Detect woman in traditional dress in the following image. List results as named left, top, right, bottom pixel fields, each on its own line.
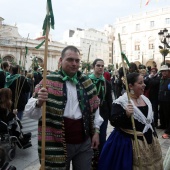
left=98, top=72, right=163, bottom=170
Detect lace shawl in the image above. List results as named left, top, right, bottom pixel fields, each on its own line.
left=113, top=93, right=154, bottom=133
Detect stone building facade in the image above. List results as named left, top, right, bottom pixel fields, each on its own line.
left=0, top=17, right=66, bottom=71
left=113, top=6, right=170, bottom=69
left=61, top=28, right=110, bottom=66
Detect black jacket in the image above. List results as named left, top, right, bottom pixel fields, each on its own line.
left=144, top=74, right=160, bottom=101
left=96, top=80, right=112, bottom=120
left=9, top=76, right=30, bottom=111
left=0, top=71, right=5, bottom=89
left=158, top=77, right=170, bottom=102
left=34, top=72, right=42, bottom=87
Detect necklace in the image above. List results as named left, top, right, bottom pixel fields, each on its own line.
left=130, top=94, right=141, bottom=105
left=136, top=98, right=141, bottom=105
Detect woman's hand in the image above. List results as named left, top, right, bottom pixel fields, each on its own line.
left=125, top=103, right=134, bottom=117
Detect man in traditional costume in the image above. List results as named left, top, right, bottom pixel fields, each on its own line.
left=1, top=61, right=10, bottom=77
left=5, top=65, right=30, bottom=120
left=0, top=61, right=10, bottom=88
left=89, top=59, right=112, bottom=154
left=24, top=45, right=103, bottom=170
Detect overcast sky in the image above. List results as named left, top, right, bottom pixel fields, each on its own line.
left=0, top=0, right=169, bottom=41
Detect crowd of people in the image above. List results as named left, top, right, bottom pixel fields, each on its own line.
left=0, top=62, right=42, bottom=168
left=0, top=45, right=170, bottom=169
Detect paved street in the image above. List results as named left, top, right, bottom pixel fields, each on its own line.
left=8, top=116, right=39, bottom=170
left=8, top=116, right=170, bottom=170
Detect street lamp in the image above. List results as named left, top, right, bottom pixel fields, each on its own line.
left=158, top=28, right=170, bottom=65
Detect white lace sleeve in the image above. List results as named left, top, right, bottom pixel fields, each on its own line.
left=24, top=97, right=42, bottom=120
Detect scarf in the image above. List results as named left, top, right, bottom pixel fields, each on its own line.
left=5, top=74, right=20, bottom=88
left=62, top=70, right=78, bottom=85
left=114, top=93, right=154, bottom=133
left=88, top=73, right=105, bottom=85
left=89, top=73, right=105, bottom=102
left=5, top=72, right=10, bottom=77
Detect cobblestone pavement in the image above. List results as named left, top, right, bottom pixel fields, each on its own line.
left=8, top=117, right=170, bottom=170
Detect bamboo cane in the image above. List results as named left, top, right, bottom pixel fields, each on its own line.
left=86, top=44, right=91, bottom=75
left=22, top=33, right=29, bottom=71
left=40, top=4, right=50, bottom=170
left=118, top=33, right=142, bottom=169
left=14, top=74, right=20, bottom=109
left=14, top=34, right=29, bottom=111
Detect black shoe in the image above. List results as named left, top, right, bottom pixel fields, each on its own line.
left=156, top=125, right=166, bottom=129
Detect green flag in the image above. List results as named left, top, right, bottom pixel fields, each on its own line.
left=42, top=0, right=55, bottom=36
left=121, top=52, right=130, bottom=67
left=35, top=0, right=55, bottom=49
left=35, top=40, right=45, bottom=49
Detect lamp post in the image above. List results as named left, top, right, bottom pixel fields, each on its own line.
left=158, top=28, right=170, bottom=65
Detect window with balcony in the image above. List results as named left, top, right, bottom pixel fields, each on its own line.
left=149, top=43, right=154, bottom=49
left=150, top=21, right=154, bottom=28
left=135, top=45, right=140, bottom=51
left=122, top=26, right=126, bottom=33
left=136, top=24, right=140, bottom=31
left=135, top=41, right=140, bottom=51
left=165, top=18, right=170, bottom=24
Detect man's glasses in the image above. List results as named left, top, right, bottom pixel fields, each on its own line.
left=66, top=58, right=80, bottom=63
left=96, top=64, right=104, bottom=68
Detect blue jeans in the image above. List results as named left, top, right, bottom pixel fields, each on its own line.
left=99, top=119, right=108, bottom=154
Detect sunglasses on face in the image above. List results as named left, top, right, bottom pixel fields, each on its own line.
left=96, top=64, right=104, bottom=68
left=66, top=58, right=80, bottom=63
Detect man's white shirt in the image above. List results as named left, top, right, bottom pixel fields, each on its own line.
left=24, top=81, right=103, bottom=128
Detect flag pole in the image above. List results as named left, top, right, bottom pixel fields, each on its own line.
left=40, top=3, right=50, bottom=170
left=118, top=33, right=142, bottom=169
left=23, top=33, right=29, bottom=71
left=86, top=44, right=91, bottom=74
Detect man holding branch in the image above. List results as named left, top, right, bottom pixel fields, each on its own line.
left=24, top=45, right=103, bottom=169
